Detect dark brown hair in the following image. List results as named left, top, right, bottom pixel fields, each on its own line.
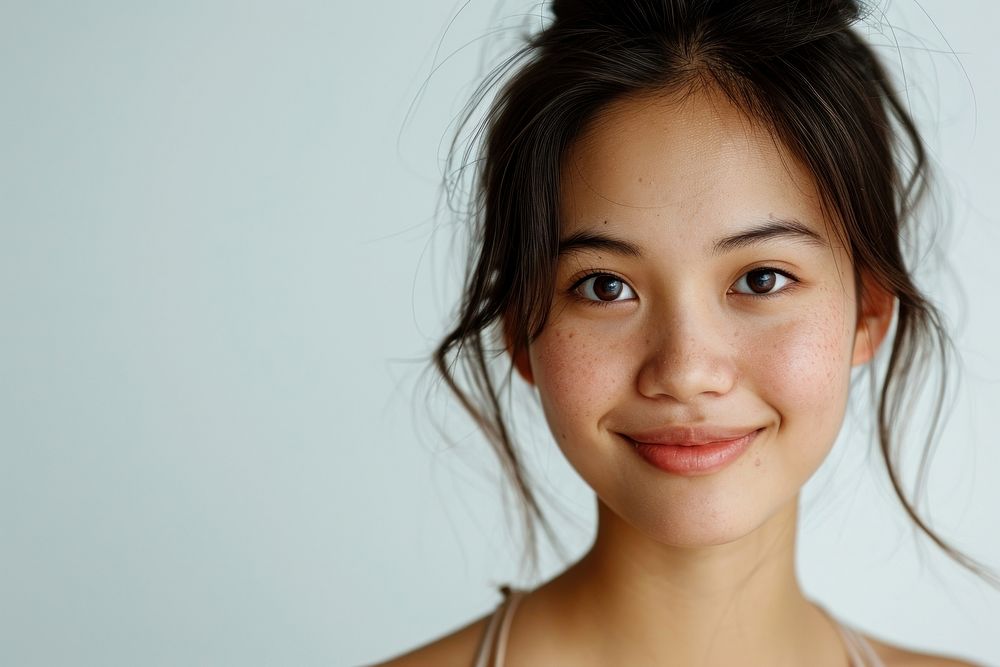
left=433, top=0, right=992, bottom=580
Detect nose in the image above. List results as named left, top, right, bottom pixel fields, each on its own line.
left=636, top=300, right=738, bottom=402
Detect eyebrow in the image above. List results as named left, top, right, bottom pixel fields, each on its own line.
left=557, top=218, right=826, bottom=259
left=712, top=218, right=827, bottom=255
left=558, top=230, right=643, bottom=258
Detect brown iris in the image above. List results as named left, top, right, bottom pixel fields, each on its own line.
left=592, top=275, right=624, bottom=300
left=746, top=269, right=777, bottom=294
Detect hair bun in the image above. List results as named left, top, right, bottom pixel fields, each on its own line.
left=550, top=0, right=863, bottom=33
left=549, top=0, right=605, bottom=23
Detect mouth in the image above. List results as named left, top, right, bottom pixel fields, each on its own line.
left=621, top=427, right=763, bottom=476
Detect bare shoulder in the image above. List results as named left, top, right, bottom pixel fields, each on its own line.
left=364, top=613, right=491, bottom=667
left=866, top=635, right=982, bottom=667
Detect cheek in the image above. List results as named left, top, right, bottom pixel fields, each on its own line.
left=764, top=320, right=847, bottom=399
left=748, top=292, right=855, bottom=448
left=528, top=323, right=631, bottom=440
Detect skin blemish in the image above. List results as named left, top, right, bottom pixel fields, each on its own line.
left=755, top=458, right=762, bottom=467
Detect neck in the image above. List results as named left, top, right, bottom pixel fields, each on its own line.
left=525, top=496, right=846, bottom=666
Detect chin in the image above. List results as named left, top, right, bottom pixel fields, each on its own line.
left=602, top=481, right=799, bottom=550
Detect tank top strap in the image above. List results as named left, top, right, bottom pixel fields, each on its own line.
left=472, top=585, right=526, bottom=667
left=835, top=621, right=886, bottom=667
left=817, top=604, right=886, bottom=667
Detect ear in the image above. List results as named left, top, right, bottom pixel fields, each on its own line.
left=852, top=274, right=895, bottom=366
left=504, top=320, right=535, bottom=385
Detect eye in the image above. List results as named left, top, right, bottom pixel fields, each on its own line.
left=575, top=273, right=636, bottom=302
left=730, top=268, right=795, bottom=296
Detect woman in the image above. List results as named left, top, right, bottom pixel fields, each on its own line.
left=374, top=1, right=991, bottom=664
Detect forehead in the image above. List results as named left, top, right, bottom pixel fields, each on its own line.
left=560, top=86, right=833, bottom=246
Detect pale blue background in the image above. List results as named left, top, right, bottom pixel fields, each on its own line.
left=1, top=1, right=998, bottom=665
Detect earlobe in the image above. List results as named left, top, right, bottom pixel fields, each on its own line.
left=852, top=277, right=895, bottom=366
left=511, top=344, right=535, bottom=384
left=505, top=325, right=535, bottom=385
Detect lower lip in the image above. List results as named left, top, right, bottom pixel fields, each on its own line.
left=625, top=429, right=760, bottom=476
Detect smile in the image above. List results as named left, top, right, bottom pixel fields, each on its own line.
left=622, top=428, right=763, bottom=476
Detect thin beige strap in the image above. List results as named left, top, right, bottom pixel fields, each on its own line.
left=815, top=605, right=886, bottom=667
left=834, top=621, right=887, bottom=667
left=836, top=623, right=869, bottom=667
left=841, top=625, right=886, bottom=667
left=492, top=588, right=525, bottom=667
left=471, top=590, right=508, bottom=667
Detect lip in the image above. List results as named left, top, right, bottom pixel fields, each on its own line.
left=622, top=427, right=762, bottom=476
left=624, top=424, right=760, bottom=446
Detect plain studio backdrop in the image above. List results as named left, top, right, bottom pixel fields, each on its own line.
left=2, top=1, right=999, bottom=665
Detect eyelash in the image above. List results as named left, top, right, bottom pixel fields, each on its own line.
left=568, top=266, right=800, bottom=305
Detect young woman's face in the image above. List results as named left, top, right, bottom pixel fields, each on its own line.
left=517, top=88, right=884, bottom=547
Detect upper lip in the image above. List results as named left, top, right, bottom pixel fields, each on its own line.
left=621, top=425, right=761, bottom=446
